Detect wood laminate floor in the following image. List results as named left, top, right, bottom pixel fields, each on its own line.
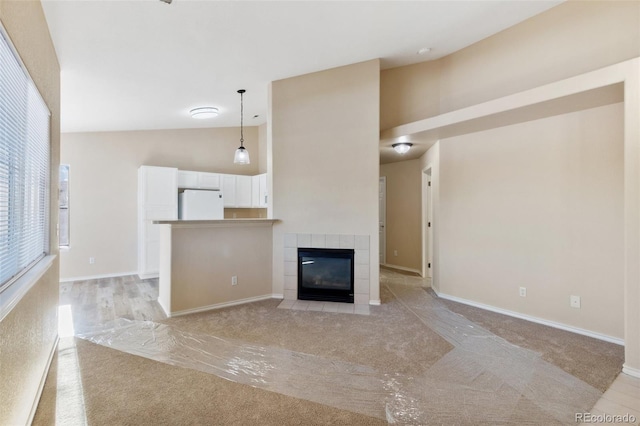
left=59, top=275, right=165, bottom=334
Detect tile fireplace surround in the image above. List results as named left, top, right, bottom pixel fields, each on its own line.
left=283, top=233, right=371, bottom=305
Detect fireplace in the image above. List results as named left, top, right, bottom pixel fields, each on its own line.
left=298, top=248, right=354, bottom=303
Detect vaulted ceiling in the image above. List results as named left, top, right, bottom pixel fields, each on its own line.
left=42, top=0, right=561, bottom=134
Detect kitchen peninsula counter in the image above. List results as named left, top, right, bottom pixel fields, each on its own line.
left=155, top=219, right=278, bottom=317
left=154, top=218, right=278, bottom=226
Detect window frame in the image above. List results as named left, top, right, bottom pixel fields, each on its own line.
left=0, top=22, right=52, bottom=296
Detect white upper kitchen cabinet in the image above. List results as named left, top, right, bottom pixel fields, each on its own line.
left=178, top=170, right=220, bottom=189
left=142, top=166, right=178, bottom=207
left=258, top=173, right=268, bottom=208
left=251, top=175, right=260, bottom=207
left=221, top=174, right=255, bottom=208
left=198, top=172, right=221, bottom=189
left=177, top=170, right=198, bottom=188
left=221, top=174, right=237, bottom=207
left=251, top=173, right=268, bottom=208
left=138, top=165, right=178, bottom=279
left=236, top=175, right=252, bottom=208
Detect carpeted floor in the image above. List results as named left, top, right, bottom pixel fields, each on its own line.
left=33, top=270, right=624, bottom=425
left=438, top=294, right=623, bottom=393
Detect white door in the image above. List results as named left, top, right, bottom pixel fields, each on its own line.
left=379, top=177, right=386, bottom=264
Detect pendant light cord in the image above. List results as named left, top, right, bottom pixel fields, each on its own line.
left=240, top=90, right=244, bottom=147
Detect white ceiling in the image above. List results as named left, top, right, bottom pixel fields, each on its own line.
left=41, top=0, right=561, bottom=134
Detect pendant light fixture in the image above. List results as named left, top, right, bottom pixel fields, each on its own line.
left=233, top=89, right=250, bottom=165
left=392, top=142, right=413, bottom=154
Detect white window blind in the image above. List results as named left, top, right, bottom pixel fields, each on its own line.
left=0, top=28, right=50, bottom=292
left=59, top=164, right=69, bottom=247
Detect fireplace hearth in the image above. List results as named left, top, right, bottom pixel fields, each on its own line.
left=298, top=248, right=354, bottom=303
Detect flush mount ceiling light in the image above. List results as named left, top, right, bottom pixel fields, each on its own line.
left=233, top=89, right=250, bottom=165
left=392, top=143, right=413, bottom=154
left=417, top=47, right=432, bottom=55
left=190, top=107, right=219, bottom=119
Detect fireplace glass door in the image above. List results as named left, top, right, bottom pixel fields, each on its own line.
left=298, top=248, right=354, bottom=303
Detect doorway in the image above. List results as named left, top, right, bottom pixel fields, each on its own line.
left=379, top=176, right=386, bottom=265
left=422, top=168, right=433, bottom=282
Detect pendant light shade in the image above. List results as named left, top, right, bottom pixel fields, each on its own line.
left=234, top=146, right=250, bottom=164
left=392, top=143, right=412, bottom=154
left=233, top=89, right=250, bottom=165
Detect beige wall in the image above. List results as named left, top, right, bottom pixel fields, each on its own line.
left=258, top=122, right=267, bottom=174
left=224, top=208, right=267, bottom=219
left=378, top=1, right=638, bottom=344
left=381, top=0, right=640, bottom=130
left=438, top=103, right=624, bottom=338
left=161, top=223, right=273, bottom=315
left=0, top=0, right=60, bottom=424
left=380, top=60, right=441, bottom=131
left=60, top=127, right=260, bottom=280
left=270, top=60, right=380, bottom=301
left=379, top=159, right=422, bottom=272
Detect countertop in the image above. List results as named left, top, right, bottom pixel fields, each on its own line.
left=153, top=219, right=279, bottom=227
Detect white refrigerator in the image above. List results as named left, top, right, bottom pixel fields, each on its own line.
left=178, top=190, right=224, bottom=220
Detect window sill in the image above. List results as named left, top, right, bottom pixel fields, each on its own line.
left=0, top=255, right=56, bottom=322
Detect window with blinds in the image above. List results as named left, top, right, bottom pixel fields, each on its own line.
left=59, top=165, right=69, bottom=247
left=0, top=28, right=51, bottom=293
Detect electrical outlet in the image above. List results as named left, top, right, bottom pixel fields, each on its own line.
left=232, top=276, right=238, bottom=286
left=519, top=287, right=526, bottom=297
left=89, top=257, right=95, bottom=264
left=393, top=250, right=398, bottom=256
left=570, top=295, right=581, bottom=308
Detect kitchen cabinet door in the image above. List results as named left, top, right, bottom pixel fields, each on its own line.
left=198, top=172, right=220, bottom=189
left=142, top=166, right=178, bottom=207
left=177, top=170, right=198, bottom=188
left=251, top=175, right=260, bottom=207
left=138, top=166, right=178, bottom=279
left=222, top=174, right=236, bottom=207
left=177, top=170, right=221, bottom=189
left=236, top=175, right=252, bottom=208
left=258, top=173, right=268, bottom=207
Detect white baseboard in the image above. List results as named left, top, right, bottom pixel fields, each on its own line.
left=27, top=335, right=59, bottom=425
left=59, top=271, right=138, bottom=283
left=168, top=294, right=274, bottom=318
left=369, top=299, right=381, bottom=306
left=434, top=291, right=624, bottom=346
left=381, top=263, right=422, bottom=276
left=137, top=272, right=159, bottom=280
left=622, top=364, right=640, bottom=379
left=272, top=293, right=284, bottom=300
